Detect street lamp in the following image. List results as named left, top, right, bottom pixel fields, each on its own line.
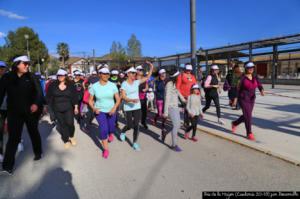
left=24, top=34, right=30, bottom=60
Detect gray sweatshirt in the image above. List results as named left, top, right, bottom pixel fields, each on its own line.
left=186, top=94, right=203, bottom=116
left=164, top=81, right=186, bottom=116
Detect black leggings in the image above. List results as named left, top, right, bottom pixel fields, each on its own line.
left=186, top=115, right=199, bottom=137
left=202, top=94, right=221, bottom=118
left=55, top=110, right=75, bottom=143
left=122, top=109, right=141, bottom=143
left=0, top=110, right=7, bottom=155
left=3, top=111, right=42, bottom=171
left=140, top=99, right=147, bottom=125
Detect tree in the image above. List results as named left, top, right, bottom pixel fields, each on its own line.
left=110, top=41, right=128, bottom=68
left=57, top=42, right=69, bottom=67
left=0, top=26, right=49, bottom=69
left=47, top=56, right=60, bottom=75
left=127, top=34, right=142, bottom=58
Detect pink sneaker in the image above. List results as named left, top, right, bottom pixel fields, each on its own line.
left=184, top=133, right=189, bottom=139
left=231, top=122, right=237, bottom=134
left=247, top=133, right=255, bottom=141
left=103, top=150, right=109, bottom=159
left=190, top=137, right=198, bottom=142
left=108, top=134, right=114, bottom=142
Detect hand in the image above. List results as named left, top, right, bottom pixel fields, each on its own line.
left=260, top=90, right=265, bottom=96
left=131, top=99, right=139, bottom=103
left=163, top=114, right=168, bottom=119
left=213, top=85, right=219, bottom=88
left=109, top=107, right=116, bottom=116
left=93, top=108, right=100, bottom=115
left=74, top=107, right=79, bottom=115
left=30, top=104, right=38, bottom=113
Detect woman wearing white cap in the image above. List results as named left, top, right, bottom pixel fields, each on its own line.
left=232, top=62, right=264, bottom=141
left=153, top=68, right=167, bottom=129
left=136, top=65, right=149, bottom=129
left=89, top=67, right=121, bottom=158
left=0, top=61, right=7, bottom=163
left=0, top=56, right=44, bottom=174
left=202, top=65, right=225, bottom=125
left=163, top=69, right=186, bottom=152
left=119, top=61, right=154, bottom=151
left=46, top=69, right=79, bottom=149
left=184, top=84, right=203, bottom=142
left=176, top=64, right=197, bottom=127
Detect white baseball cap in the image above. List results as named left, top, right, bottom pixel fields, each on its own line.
left=211, top=65, right=219, bottom=70
left=103, top=64, right=109, bottom=68
left=185, top=64, right=193, bottom=70
left=126, top=67, right=137, bottom=74
left=111, top=70, right=119, bottom=75
left=149, top=88, right=153, bottom=92
left=13, top=55, right=30, bottom=63
left=171, top=71, right=180, bottom=78
left=50, top=75, right=57, bottom=80
left=91, top=71, right=97, bottom=75
left=98, top=67, right=110, bottom=74
left=56, top=69, right=68, bottom=76
left=74, top=71, right=81, bottom=76
left=158, top=69, right=166, bottom=74
left=191, top=84, right=200, bottom=90
left=245, top=62, right=255, bottom=68
left=135, top=65, right=143, bottom=70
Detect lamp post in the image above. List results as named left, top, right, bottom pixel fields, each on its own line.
left=24, top=34, right=30, bottom=60
left=190, top=0, right=197, bottom=75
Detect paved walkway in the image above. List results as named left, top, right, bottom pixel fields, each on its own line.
left=198, top=84, right=300, bottom=164
left=0, top=84, right=299, bottom=199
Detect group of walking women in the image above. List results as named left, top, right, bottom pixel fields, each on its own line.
left=0, top=55, right=264, bottom=175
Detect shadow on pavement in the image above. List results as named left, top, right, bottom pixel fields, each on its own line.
left=20, top=168, right=79, bottom=199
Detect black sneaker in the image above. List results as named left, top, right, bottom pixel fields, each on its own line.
left=34, top=154, right=42, bottom=161
left=0, top=168, right=13, bottom=176
left=142, top=123, right=149, bottom=130
left=161, top=130, right=167, bottom=143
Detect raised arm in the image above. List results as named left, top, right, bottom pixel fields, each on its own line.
left=140, top=61, right=154, bottom=84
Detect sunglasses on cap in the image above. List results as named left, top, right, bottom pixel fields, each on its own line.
left=129, top=72, right=137, bottom=74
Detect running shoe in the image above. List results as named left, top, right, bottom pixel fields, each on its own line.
left=247, top=133, right=255, bottom=141
left=133, top=143, right=141, bottom=151
left=190, top=137, right=198, bottom=142
left=184, top=132, right=189, bottom=139
left=161, top=130, right=167, bottom=143
left=218, top=118, right=225, bottom=125
left=0, top=168, right=13, bottom=176
left=0, top=154, right=3, bottom=163
left=142, top=123, right=149, bottom=130
left=120, top=133, right=126, bottom=141
left=102, top=150, right=109, bottom=159
left=69, top=137, right=77, bottom=146
left=34, top=154, right=42, bottom=161
left=231, top=122, right=237, bottom=133
left=64, top=142, right=71, bottom=149
left=172, top=145, right=182, bottom=152
left=17, top=142, right=24, bottom=153
left=108, top=134, right=114, bottom=142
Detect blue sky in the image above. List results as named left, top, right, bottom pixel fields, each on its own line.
left=1, top=0, right=300, bottom=57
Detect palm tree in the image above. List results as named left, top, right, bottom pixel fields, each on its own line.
left=57, top=42, right=69, bottom=68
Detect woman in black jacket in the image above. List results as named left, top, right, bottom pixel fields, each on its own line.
left=47, top=69, right=79, bottom=149
left=0, top=56, right=44, bottom=175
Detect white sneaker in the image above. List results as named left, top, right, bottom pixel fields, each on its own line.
left=218, top=118, right=225, bottom=125
left=0, top=154, right=3, bottom=163
left=18, top=143, right=24, bottom=153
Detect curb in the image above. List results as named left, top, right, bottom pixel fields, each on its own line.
left=197, top=126, right=300, bottom=167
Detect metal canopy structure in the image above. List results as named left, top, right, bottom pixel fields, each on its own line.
left=198, top=33, right=300, bottom=56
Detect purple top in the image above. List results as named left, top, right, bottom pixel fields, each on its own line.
left=238, top=75, right=263, bottom=102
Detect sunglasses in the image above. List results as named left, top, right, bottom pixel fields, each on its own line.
left=23, top=62, right=30, bottom=66
left=129, top=72, right=137, bottom=75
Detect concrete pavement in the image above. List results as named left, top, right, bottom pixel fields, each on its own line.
left=0, top=112, right=300, bottom=199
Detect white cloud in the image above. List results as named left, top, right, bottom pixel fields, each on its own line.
left=0, top=32, right=6, bottom=38
left=0, top=9, right=27, bottom=20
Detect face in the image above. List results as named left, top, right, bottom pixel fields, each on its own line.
left=234, top=66, right=242, bottom=74
left=100, top=73, right=110, bottom=82
left=0, top=68, right=6, bottom=76
left=75, top=75, right=81, bottom=80
left=17, top=62, right=29, bottom=74
left=246, top=67, right=254, bottom=74
left=213, top=69, right=219, bottom=75
left=160, top=73, right=166, bottom=80
left=57, top=75, right=66, bottom=82
left=128, top=72, right=137, bottom=80
left=137, top=69, right=144, bottom=76
left=192, top=88, right=200, bottom=95
left=185, top=70, right=192, bottom=74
